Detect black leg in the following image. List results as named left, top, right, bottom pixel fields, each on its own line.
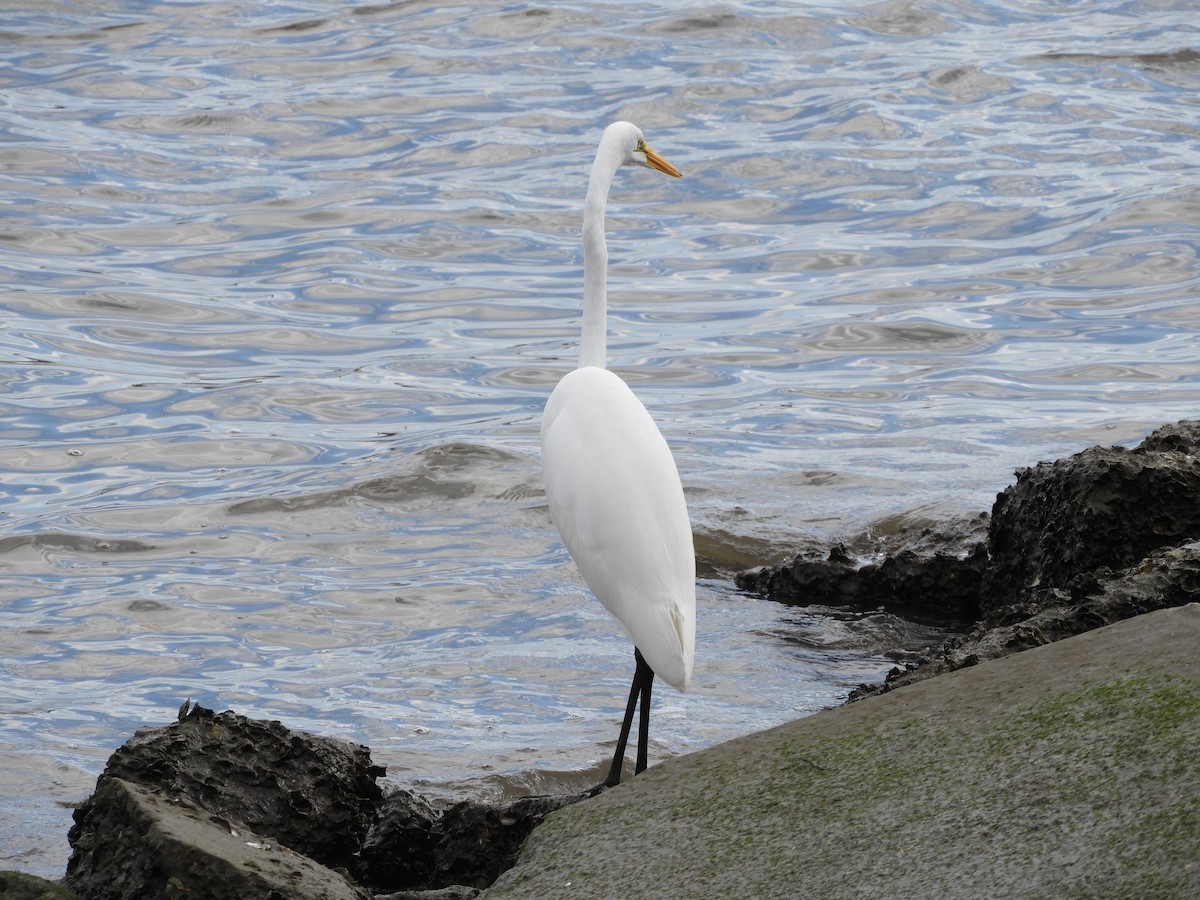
left=635, top=654, right=653, bottom=774
left=597, top=648, right=655, bottom=791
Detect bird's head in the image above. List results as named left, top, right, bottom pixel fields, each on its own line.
left=604, top=121, right=682, bottom=178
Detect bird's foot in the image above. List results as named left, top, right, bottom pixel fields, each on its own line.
left=584, top=767, right=626, bottom=797
left=584, top=780, right=611, bottom=798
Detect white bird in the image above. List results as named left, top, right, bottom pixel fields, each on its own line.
left=540, top=122, right=694, bottom=789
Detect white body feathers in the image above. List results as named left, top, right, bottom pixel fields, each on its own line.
left=541, top=366, right=695, bottom=690
left=540, top=122, right=696, bottom=692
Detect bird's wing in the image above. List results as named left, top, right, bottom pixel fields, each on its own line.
left=541, top=366, right=695, bottom=690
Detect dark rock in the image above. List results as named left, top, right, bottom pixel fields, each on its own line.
left=68, top=703, right=383, bottom=879
left=376, top=888, right=480, bottom=900
left=981, top=419, right=1200, bottom=613
left=735, top=537, right=986, bottom=625
left=355, top=789, right=441, bottom=890
left=851, top=541, right=1200, bottom=698
left=63, top=702, right=585, bottom=899
left=737, top=420, right=1200, bottom=701
left=63, top=777, right=368, bottom=900
left=0, top=870, right=79, bottom=899
left=358, top=791, right=581, bottom=895
left=431, top=795, right=580, bottom=890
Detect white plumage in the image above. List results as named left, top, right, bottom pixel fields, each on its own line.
left=542, top=365, right=695, bottom=691
left=540, top=122, right=694, bottom=787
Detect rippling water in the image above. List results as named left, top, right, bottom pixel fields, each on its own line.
left=3, top=0, right=1199, bottom=877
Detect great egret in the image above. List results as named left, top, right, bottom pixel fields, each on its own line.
left=540, top=122, right=694, bottom=789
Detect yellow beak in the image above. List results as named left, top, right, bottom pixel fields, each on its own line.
left=643, top=144, right=682, bottom=178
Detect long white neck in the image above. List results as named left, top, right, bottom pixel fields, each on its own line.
left=579, top=138, right=624, bottom=370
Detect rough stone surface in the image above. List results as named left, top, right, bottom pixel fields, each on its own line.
left=430, top=796, right=580, bottom=890
left=481, top=604, right=1200, bottom=900
left=738, top=420, right=1200, bottom=698
left=982, top=419, right=1200, bottom=611
left=355, top=789, right=441, bottom=890
left=855, top=540, right=1200, bottom=698
left=63, top=703, right=584, bottom=900
left=64, top=778, right=368, bottom=900
left=71, top=702, right=385, bottom=877
left=358, top=790, right=581, bottom=895
left=0, top=870, right=80, bottom=899
left=376, top=888, right=481, bottom=900
left=736, top=539, right=987, bottom=624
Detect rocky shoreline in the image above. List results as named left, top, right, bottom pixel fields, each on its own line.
left=4, top=420, right=1199, bottom=900
left=59, top=702, right=578, bottom=900
left=737, top=419, right=1200, bottom=700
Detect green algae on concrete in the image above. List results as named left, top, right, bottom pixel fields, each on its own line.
left=482, top=604, right=1200, bottom=900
